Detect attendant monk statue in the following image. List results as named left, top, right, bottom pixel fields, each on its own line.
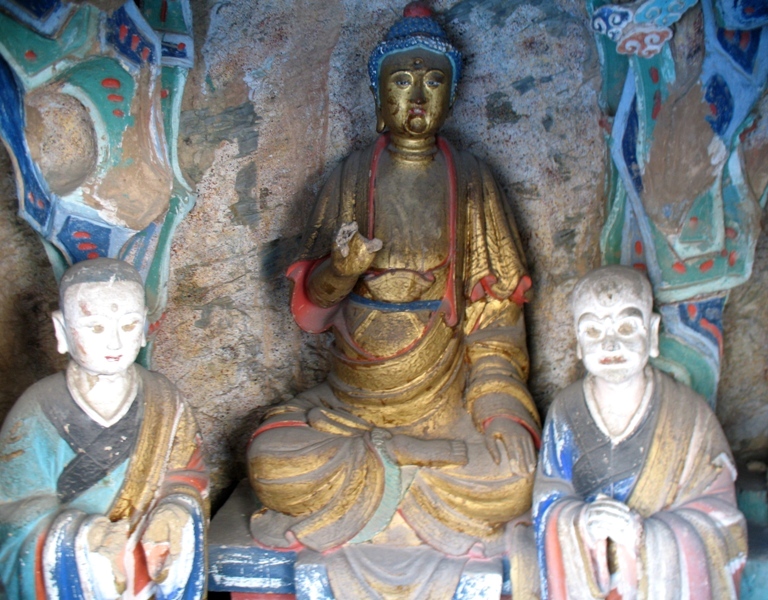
left=0, top=258, right=209, bottom=599
left=533, top=265, right=747, bottom=599
left=247, top=3, right=541, bottom=598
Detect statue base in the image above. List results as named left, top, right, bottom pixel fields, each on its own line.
left=208, top=481, right=512, bottom=599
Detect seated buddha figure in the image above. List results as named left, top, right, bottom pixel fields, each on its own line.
left=533, top=265, right=747, bottom=600
left=0, top=258, right=208, bottom=600
left=248, top=3, right=541, bottom=598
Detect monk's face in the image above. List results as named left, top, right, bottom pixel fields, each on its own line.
left=576, top=293, right=659, bottom=385
left=378, top=48, right=452, bottom=138
left=57, top=281, right=147, bottom=376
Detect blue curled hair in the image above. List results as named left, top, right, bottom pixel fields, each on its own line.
left=368, top=13, right=463, bottom=107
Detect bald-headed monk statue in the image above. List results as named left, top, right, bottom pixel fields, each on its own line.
left=534, top=265, right=747, bottom=600
left=0, top=258, right=208, bottom=600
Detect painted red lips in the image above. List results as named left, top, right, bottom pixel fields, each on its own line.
left=599, top=356, right=626, bottom=365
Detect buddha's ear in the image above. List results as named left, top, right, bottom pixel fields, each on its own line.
left=52, top=310, right=70, bottom=355
left=371, top=87, right=386, bottom=133
left=375, top=109, right=386, bottom=133
left=141, top=306, right=148, bottom=348
left=649, top=313, right=661, bottom=358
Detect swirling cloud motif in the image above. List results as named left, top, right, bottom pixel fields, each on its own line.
left=617, top=25, right=674, bottom=58
left=634, top=0, right=698, bottom=28
left=591, top=5, right=634, bottom=41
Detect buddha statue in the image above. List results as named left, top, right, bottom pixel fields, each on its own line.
left=533, top=265, right=747, bottom=599
left=0, top=258, right=208, bottom=599
left=247, top=3, right=541, bottom=598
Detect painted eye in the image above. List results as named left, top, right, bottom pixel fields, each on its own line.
left=585, top=327, right=601, bottom=339
left=617, top=322, right=636, bottom=335
left=396, top=79, right=410, bottom=88
left=91, top=325, right=104, bottom=334
left=122, top=322, right=138, bottom=332
left=426, top=78, right=442, bottom=88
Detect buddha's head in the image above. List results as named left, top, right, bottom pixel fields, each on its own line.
left=368, top=2, right=462, bottom=136
left=53, top=258, right=147, bottom=376
left=571, top=266, right=660, bottom=384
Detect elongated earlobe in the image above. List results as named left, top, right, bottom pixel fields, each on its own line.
left=52, top=310, right=70, bottom=355
left=649, top=313, right=661, bottom=358
left=141, top=307, right=148, bottom=348
left=371, top=86, right=386, bottom=132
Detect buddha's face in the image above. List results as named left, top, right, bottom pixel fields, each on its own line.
left=575, top=293, right=659, bottom=385
left=377, top=48, right=452, bottom=138
left=53, top=281, right=147, bottom=376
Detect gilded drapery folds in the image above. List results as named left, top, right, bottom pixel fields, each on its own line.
left=248, top=135, right=540, bottom=598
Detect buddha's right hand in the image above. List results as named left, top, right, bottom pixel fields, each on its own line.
left=385, top=433, right=468, bottom=467
left=307, top=222, right=382, bottom=307
left=331, top=221, right=382, bottom=278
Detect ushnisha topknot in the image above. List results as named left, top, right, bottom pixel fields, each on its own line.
left=368, top=1, right=463, bottom=107
left=571, top=265, right=654, bottom=324
left=59, top=258, right=145, bottom=311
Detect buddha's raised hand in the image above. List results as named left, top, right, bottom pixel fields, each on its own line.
left=331, top=221, right=382, bottom=278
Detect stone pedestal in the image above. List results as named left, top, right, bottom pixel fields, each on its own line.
left=208, top=481, right=512, bottom=599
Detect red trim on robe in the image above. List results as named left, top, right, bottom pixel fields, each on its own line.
left=664, top=514, right=713, bottom=597
left=133, top=542, right=152, bottom=596
left=482, top=414, right=541, bottom=449
left=251, top=420, right=309, bottom=444
left=470, top=274, right=532, bottom=305
left=35, top=530, right=46, bottom=599
left=511, top=275, right=532, bottom=305
left=286, top=260, right=340, bottom=334
left=544, top=503, right=568, bottom=600
left=186, top=446, right=205, bottom=473
left=165, top=472, right=209, bottom=496
left=366, top=135, right=390, bottom=238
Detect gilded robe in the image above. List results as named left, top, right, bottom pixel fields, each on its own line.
left=248, top=136, right=541, bottom=598
left=533, top=367, right=747, bottom=600
left=0, top=367, right=209, bottom=600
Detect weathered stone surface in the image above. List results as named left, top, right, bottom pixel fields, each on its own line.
left=0, top=147, right=66, bottom=420
left=0, top=0, right=765, bottom=504
left=719, top=224, right=768, bottom=462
